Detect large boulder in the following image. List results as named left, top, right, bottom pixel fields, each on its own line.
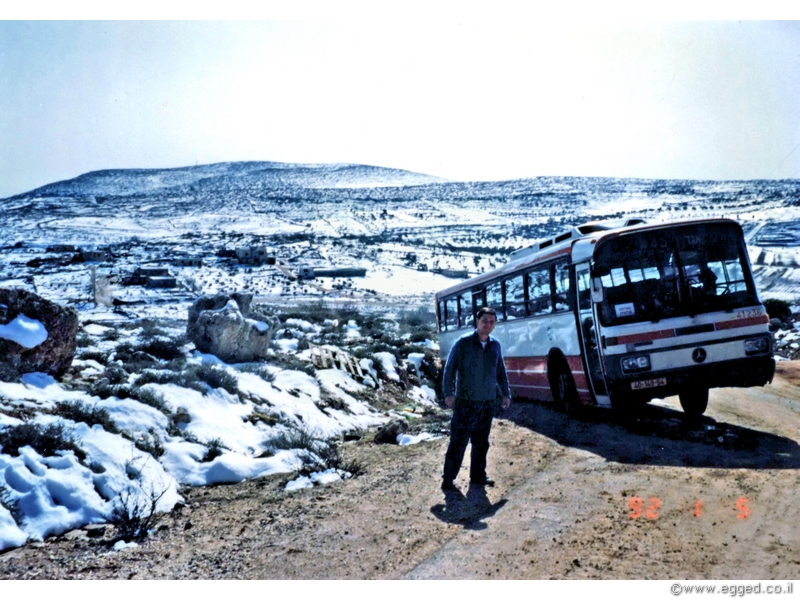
left=0, top=288, right=79, bottom=381
left=186, top=293, right=278, bottom=363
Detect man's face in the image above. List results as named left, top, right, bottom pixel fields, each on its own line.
left=476, top=313, right=497, bottom=337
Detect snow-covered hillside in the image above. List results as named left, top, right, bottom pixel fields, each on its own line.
left=1, top=161, right=800, bottom=307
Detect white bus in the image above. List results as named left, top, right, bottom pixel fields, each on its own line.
left=435, top=218, right=775, bottom=417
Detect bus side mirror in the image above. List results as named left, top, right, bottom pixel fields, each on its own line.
left=591, top=278, right=604, bottom=303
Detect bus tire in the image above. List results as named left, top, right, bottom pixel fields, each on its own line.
left=679, top=388, right=709, bottom=417
left=547, top=354, right=579, bottom=413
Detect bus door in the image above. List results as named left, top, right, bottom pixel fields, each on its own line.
left=576, top=263, right=609, bottom=401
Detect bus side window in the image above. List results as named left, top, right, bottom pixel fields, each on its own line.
left=527, top=266, right=551, bottom=316
left=437, top=300, right=445, bottom=331
left=445, top=297, right=459, bottom=330
left=486, top=280, right=504, bottom=320
left=473, top=289, right=487, bottom=314
left=505, top=274, right=526, bottom=320
left=459, top=291, right=474, bottom=328
left=554, top=260, right=570, bottom=311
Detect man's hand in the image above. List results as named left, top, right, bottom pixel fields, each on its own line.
left=445, top=395, right=456, bottom=408
left=501, top=396, right=511, bottom=410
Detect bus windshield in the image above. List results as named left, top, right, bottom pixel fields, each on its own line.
left=593, top=222, right=759, bottom=326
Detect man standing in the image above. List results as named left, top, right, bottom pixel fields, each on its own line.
left=441, top=306, right=511, bottom=492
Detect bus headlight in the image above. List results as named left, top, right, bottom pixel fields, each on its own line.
left=744, top=336, right=770, bottom=355
left=621, top=355, right=651, bottom=373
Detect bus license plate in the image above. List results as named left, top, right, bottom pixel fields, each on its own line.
left=631, top=377, right=667, bottom=390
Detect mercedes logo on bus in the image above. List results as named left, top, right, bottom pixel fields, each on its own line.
left=692, top=348, right=707, bottom=363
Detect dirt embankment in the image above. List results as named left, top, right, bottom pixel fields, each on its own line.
left=2, top=362, right=800, bottom=579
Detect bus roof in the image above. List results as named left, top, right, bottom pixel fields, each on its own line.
left=434, top=217, right=743, bottom=300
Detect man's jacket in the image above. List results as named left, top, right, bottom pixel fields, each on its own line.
left=442, top=330, right=511, bottom=402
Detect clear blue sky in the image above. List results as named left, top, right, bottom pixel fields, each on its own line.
left=2, top=9, right=800, bottom=197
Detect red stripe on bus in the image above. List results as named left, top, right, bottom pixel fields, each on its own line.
left=508, top=371, right=549, bottom=386
left=606, top=328, right=675, bottom=347
left=505, top=355, right=583, bottom=372
left=606, top=314, right=768, bottom=346
left=714, top=315, right=770, bottom=330
left=505, top=356, right=547, bottom=371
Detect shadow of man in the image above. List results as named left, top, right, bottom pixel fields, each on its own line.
left=430, top=485, right=508, bottom=531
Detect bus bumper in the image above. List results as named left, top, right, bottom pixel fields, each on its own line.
left=607, top=355, right=776, bottom=402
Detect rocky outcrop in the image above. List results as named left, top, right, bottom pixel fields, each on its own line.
left=0, top=288, right=79, bottom=381
left=373, top=419, right=409, bottom=444
left=186, top=293, right=278, bottom=363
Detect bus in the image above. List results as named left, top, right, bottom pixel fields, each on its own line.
left=434, top=218, right=775, bottom=417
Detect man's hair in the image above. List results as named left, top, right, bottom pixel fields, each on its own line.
left=475, top=306, right=497, bottom=321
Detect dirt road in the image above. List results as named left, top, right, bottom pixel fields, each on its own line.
left=2, top=362, right=799, bottom=579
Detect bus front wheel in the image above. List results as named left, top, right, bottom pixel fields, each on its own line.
left=679, top=388, right=709, bottom=417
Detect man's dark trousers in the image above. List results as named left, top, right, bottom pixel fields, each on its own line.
left=442, top=399, right=496, bottom=484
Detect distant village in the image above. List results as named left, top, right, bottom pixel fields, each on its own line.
left=0, top=236, right=477, bottom=311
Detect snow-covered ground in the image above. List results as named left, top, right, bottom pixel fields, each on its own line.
left=3, top=163, right=800, bottom=551
left=0, top=305, right=443, bottom=551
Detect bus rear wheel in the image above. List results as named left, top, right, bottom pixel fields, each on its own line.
left=548, top=359, right=579, bottom=413
left=679, top=388, right=709, bottom=417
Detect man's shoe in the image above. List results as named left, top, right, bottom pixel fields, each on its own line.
left=470, top=477, right=495, bottom=487
left=441, top=480, right=457, bottom=492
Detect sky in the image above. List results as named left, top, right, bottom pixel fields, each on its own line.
left=2, top=9, right=800, bottom=197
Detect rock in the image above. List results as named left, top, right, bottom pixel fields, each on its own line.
left=374, top=419, right=409, bottom=444
left=85, top=524, right=108, bottom=538
left=186, top=293, right=278, bottom=363
left=0, top=288, right=79, bottom=381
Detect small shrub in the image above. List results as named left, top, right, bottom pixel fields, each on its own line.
left=52, top=400, right=119, bottom=434
left=266, top=428, right=364, bottom=477
left=266, top=428, right=318, bottom=452
left=138, top=318, right=168, bottom=338
left=89, top=380, right=128, bottom=400
left=135, top=338, right=183, bottom=361
left=165, top=422, right=200, bottom=444
left=298, top=440, right=364, bottom=478
left=237, top=363, right=276, bottom=383
left=397, top=307, right=435, bottom=329
left=0, top=488, right=22, bottom=524
left=192, top=364, right=240, bottom=396
left=764, top=298, right=793, bottom=323
left=101, top=366, right=128, bottom=385
left=76, top=333, right=93, bottom=348
left=113, top=343, right=159, bottom=371
left=109, top=466, right=169, bottom=542
left=279, top=303, right=358, bottom=325
left=130, top=387, right=171, bottom=414
left=201, top=438, right=229, bottom=462
left=396, top=344, right=433, bottom=359
left=134, top=370, right=178, bottom=387
left=101, top=328, right=121, bottom=341
left=267, top=354, right=316, bottom=376
left=0, top=422, right=86, bottom=460
left=77, top=350, right=107, bottom=363
left=134, top=430, right=165, bottom=459
left=134, top=369, right=206, bottom=395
